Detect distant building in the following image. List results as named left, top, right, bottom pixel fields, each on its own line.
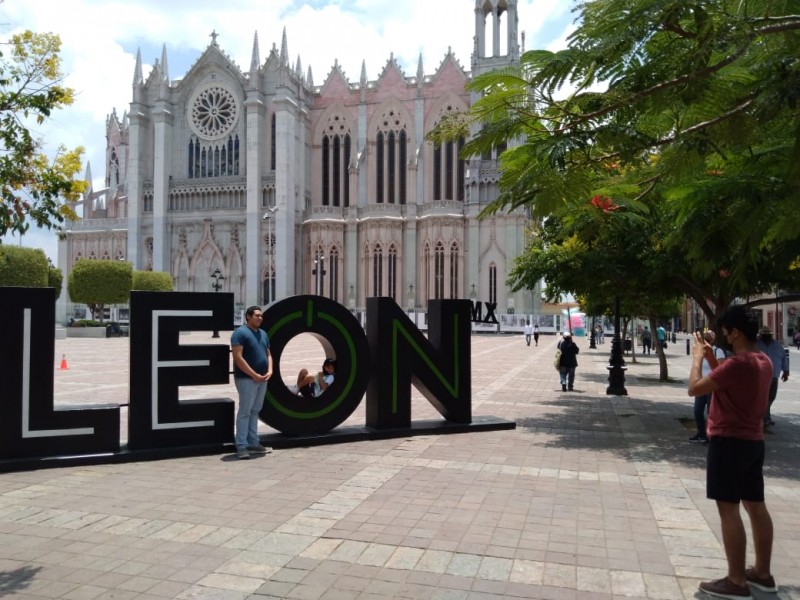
left=58, top=0, right=539, bottom=323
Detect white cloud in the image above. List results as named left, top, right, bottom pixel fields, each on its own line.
left=1, top=0, right=577, bottom=262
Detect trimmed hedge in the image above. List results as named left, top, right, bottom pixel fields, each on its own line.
left=0, top=245, right=49, bottom=287
left=68, top=259, right=132, bottom=321
left=132, top=270, right=173, bottom=291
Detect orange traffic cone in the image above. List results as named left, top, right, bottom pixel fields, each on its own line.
left=59, top=354, right=69, bottom=370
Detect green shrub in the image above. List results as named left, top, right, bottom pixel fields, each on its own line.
left=0, top=246, right=48, bottom=287
left=68, top=259, right=132, bottom=322
left=48, top=264, right=63, bottom=301
left=132, top=270, right=173, bottom=291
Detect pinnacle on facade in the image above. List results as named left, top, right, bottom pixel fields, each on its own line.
left=360, top=60, right=367, bottom=87
left=280, top=27, right=289, bottom=65
left=250, top=32, right=260, bottom=73
left=417, top=53, right=424, bottom=82
left=133, top=48, right=143, bottom=86
left=160, top=44, right=169, bottom=83
left=84, top=162, right=93, bottom=195
left=307, top=65, right=314, bottom=88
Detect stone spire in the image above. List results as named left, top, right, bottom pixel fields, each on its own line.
left=295, top=55, right=303, bottom=79
left=84, top=161, right=93, bottom=195
left=250, top=31, right=260, bottom=73
left=360, top=60, right=367, bottom=87
left=133, top=48, right=143, bottom=86
left=280, top=27, right=289, bottom=65
left=307, top=65, right=314, bottom=88
left=160, top=43, right=169, bottom=83
left=417, top=53, right=424, bottom=87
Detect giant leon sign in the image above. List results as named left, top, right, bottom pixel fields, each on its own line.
left=0, top=288, right=513, bottom=471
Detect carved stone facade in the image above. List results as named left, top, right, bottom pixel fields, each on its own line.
left=58, top=0, right=538, bottom=322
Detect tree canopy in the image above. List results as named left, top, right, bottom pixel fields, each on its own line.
left=132, top=270, right=174, bottom=291
left=1, top=31, right=86, bottom=237
left=432, top=0, right=800, bottom=322
left=68, top=259, right=132, bottom=323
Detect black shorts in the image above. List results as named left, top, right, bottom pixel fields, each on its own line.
left=707, top=437, right=765, bottom=503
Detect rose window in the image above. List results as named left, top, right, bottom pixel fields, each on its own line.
left=190, top=86, right=238, bottom=139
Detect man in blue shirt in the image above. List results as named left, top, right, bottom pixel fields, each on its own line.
left=656, top=325, right=667, bottom=349
left=231, top=306, right=273, bottom=459
left=756, top=326, right=790, bottom=426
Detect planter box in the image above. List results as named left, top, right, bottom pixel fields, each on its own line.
left=66, top=327, right=108, bottom=338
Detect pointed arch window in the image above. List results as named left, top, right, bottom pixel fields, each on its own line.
left=333, top=136, right=341, bottom=207
left=489, top=263, right=497, bottom=305
left=433, top=137, right=466, bottom=201
left=423, top=242, right=431, bottom=307
left=109, top=148, right=120, bottom=186
left=329, top=247, right=340, bottom=302
left=321, top=114, right=351, bottom=207
left=376, top=131, right=384, bottom=204
left=434, top=242, right=445, bottom=300
left=188, top=135, right=240, bottom=179
left=388, top=245, right=398, bottom=301
left=375, top=108, right=407, bottom=205
left=449, top=242, right=459, bottom=299
left=322, top=136, right=330, bottom=206
left=271, top=113, right=277, bottom=171
left=372, top=244, right=383, bottom=297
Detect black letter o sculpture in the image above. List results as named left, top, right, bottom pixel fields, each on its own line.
left=260, top=295, right=370, bottom=435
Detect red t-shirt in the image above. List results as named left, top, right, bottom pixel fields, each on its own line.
left=707, top=351, right=772, bottom=440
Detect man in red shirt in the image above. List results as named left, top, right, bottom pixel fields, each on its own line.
left=688, top=306, right=777, bottom=599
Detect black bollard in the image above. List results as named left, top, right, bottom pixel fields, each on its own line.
left=686, top=338, right=690, bottom=355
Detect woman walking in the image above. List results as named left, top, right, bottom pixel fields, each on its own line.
left=558, top=332, right=580, bottom=391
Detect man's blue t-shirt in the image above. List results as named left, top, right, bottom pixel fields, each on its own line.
left=231, top=325, right=269, bottom=378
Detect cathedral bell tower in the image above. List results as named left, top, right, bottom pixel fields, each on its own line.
left=472, top=0, right=520, bottom=75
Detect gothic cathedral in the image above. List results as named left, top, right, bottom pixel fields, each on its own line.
left=58, top=0, right=535, bottom=323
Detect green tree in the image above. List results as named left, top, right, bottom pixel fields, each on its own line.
left=132, top=270, right=173, bottom=291
left=0, top=245, right=47, bottom=286
left=432, top=0, right=800, bottom=320
left=68, top=259, right=132, bottom=323
left=47, top=261, right=63, bottom=301
left=1, top=30, right=86, bottom=236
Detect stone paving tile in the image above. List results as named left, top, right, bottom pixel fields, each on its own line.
left=3, top=333, right=800, bottom=599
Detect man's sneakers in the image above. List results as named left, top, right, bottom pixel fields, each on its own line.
left=698, top=577, right=752, bottom=599
left=247, top=444, right=272, bottom=454
left=235, top=444, right=273, bottom=460
left=689, top=433, right=709, bottom=443
left=698, top=570, right=778, bottom=599
left=744, top=568, right=777, bottom=593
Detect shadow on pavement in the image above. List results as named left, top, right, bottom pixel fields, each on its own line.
left=516, top=393, right=800, bottom=482
left=0, top=565, right=41, bottom=596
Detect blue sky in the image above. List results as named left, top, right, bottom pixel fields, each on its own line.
left=1, top=0, right=578, bottom=262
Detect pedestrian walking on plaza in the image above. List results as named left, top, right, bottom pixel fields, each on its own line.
left=524, top=321, right=533, bottom=346
left=756, top=326, right=789, bottom=427
left=231, top=306, right=273, bottom=459
left=688, top=305, right=777, bottom=598
left=688, top=330, right=726, bottom=443
left=533, top=323, right=540, bottom=346
left=656, top=325, right=667, bottom=349
left=557, top=332, right=579, bottom=391
left=642, top=326, right=652, bottom=355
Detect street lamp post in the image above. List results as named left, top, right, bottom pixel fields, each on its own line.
left=606, top=295, right=628, bottom=395
left=589, top=316, right=597, bottom=349
left=262, top=207, right=278, bottom=305
left=210, top=267, right=224, bottom=338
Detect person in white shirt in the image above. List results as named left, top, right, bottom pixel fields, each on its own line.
left=524, top=322, right=533, bottom=346
left=297, top=358, right=336, bottom=399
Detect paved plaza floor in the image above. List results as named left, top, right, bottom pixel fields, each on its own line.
left=1, top=331, right=799, bottom=599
